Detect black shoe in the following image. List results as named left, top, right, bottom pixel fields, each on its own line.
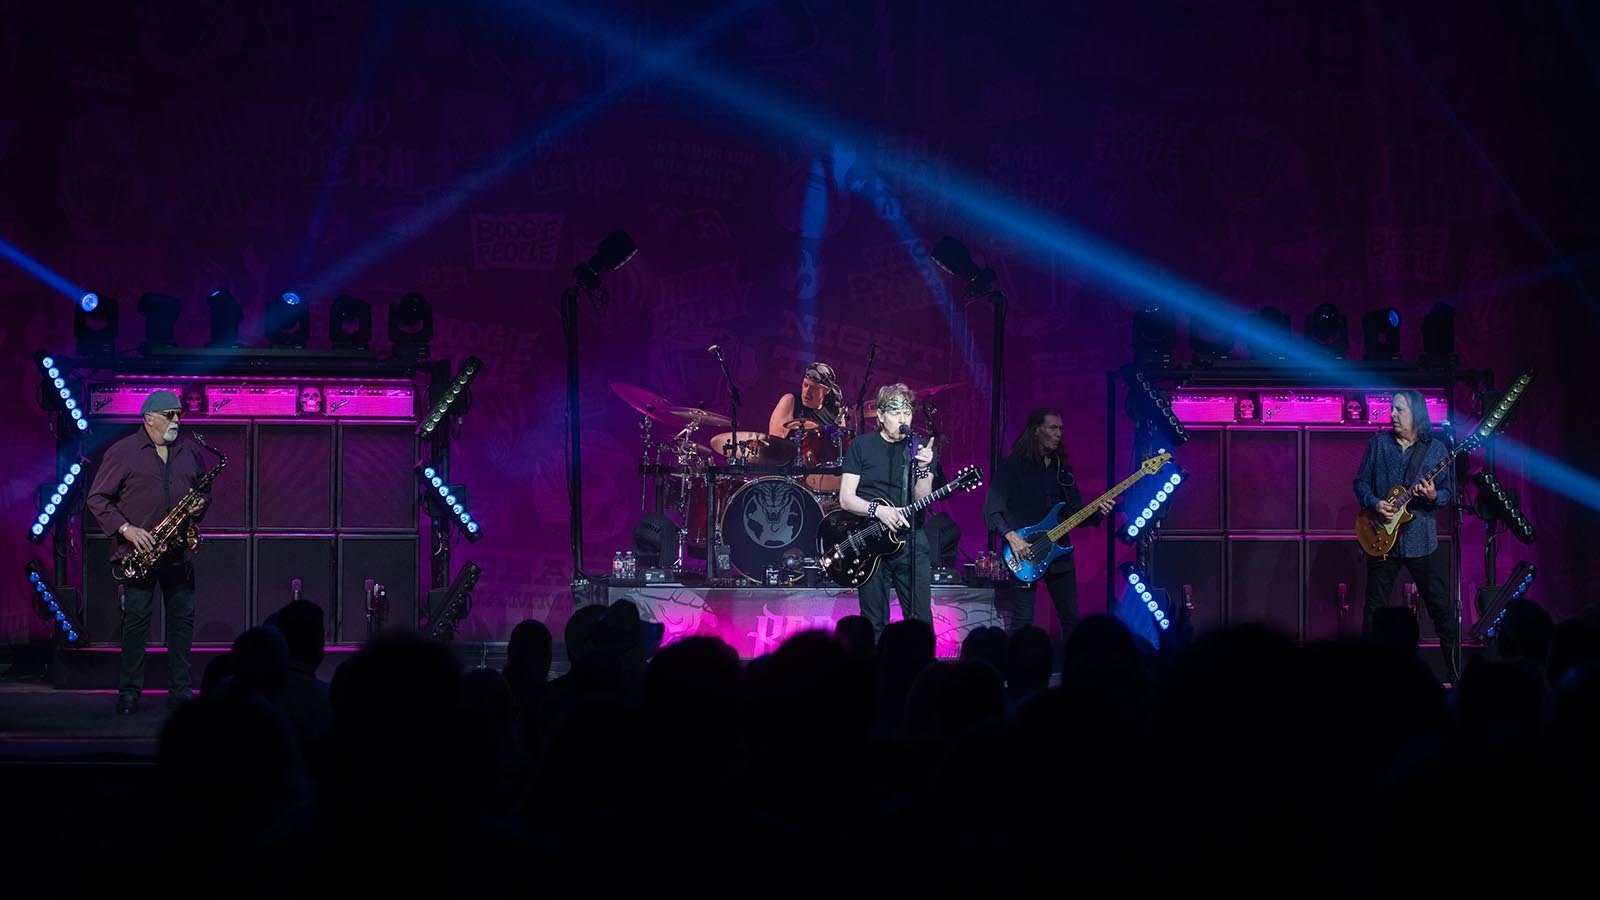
left=166, top=691, right=193, bottom=711
left=116, top=693, right=138, bottom=715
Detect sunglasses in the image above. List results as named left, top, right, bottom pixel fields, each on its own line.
left=151, top=409, right=183, bottom=420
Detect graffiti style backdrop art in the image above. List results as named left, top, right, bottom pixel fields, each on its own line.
left=2, top=1, right=1596, bottom=644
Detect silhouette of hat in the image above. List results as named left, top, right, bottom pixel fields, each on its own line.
left=584, top=599, right=664, bottom=668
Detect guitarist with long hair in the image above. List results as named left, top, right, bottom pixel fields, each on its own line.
left=838, top=383, right=936, bottom=636
left=1354, top=389, right=1458, bottom=682
left=982, top=408, right=1113, bottom=638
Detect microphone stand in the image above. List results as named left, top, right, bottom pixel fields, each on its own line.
left=561, top=284, right=587, bottom=580
left=711, top=347, right=740, bottom=580
left=983, top=289, right=1007, bottom=552
left=854, top=342, right=878, bottom=429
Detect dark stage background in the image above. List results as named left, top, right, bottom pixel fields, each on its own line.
left=2, top=1, right=1597, bottom=645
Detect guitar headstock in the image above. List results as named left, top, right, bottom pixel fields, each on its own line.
left=952, top=465, right=984, bottom=492
left=1140, top=452, right=1173, bottom=474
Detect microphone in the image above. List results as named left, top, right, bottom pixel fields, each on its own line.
left=708, top=344, right=722, bottom=358
left=898, top=424, right=911, bottom=436
left=291, top=578, right=302, bottom=602
left=1182, top=583, right=1195, bottom=611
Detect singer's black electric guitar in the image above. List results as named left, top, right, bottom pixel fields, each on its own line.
left=817, top=465, right=983, bottom=588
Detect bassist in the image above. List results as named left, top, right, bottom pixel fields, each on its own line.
left=839, top=384, right=936, bottom=637
left=983, top=408, right=1113, bottom=638
left=1353, top=389, right=1458, bottom=682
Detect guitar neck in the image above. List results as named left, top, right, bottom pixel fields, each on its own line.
left=1045, top=466, right=1150, bottom=542
left=1395, top=443, right=1459, bottom=507
left=906, top=479, right=962, bottom=514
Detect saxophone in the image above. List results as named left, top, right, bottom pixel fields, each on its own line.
left=114, top=435, right=227, bottom=582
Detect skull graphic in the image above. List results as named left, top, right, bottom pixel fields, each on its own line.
left=299, top=385, right=324, bottom=415
left=181, top=384, right=207, bottom=416
left=1344, top=399, right=1364, bottom=422
left=1237, top=397, right=1255, bottom=420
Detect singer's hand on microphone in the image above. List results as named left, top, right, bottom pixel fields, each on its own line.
left=914, top=437, right=935, bottom=466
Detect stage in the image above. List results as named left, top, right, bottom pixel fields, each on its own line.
left=599, top=582, right=1006, bottom=659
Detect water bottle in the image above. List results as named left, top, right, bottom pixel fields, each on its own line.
left=622, top=551, right=637, bottom=579
left=612, top=551, right=624, bottom=579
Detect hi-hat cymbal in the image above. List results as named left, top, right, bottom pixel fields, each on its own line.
left=610, top=382, right=679, bottom=423
left=782, top=419, right=820, bottom=432
left=709, top=430, right=797, bottom=465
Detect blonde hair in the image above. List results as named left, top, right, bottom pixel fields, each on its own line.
left=875, top=383, right=914, bottom=413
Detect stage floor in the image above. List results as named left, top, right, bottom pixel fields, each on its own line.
left=601, top=582, right=1004, bottom=659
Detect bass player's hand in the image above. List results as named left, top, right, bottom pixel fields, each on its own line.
left=1006, top=531, right=1033, bottom=560
left=120, top=524, right=155, bottom=553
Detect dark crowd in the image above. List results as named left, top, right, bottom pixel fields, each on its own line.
left=34, top=595, right=1600, bottom=888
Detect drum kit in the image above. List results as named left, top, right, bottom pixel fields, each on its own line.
left=612, top=379, right=961, bottom=584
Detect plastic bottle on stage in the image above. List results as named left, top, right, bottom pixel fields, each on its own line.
left=613, top=551, right=625, bottom=579
left=622, top=551, right=637, bottom=580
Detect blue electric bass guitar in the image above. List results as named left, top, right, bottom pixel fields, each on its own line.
left=1002, top=452, right=1171, bottom=583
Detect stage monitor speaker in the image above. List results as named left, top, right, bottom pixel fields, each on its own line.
left=1305, top=429, right=1372, bottom=533
left=1227, top=429, right=1300, bottom=531
left=1227, top=538, right=1302, bottom=639
left=254, top=537, right=334, bottom=626
left=1304, top=536, right=1367, bottom=642
left=255, top=425, right=334, bottom=531
left=189, top=423, right=250, bottom=532
left=339, top=424, right=418, bottom=531
left=79, top=534, right=249, bottom=645
left=337, top=536, right=419, bottom=643
left=1149, top=536, right=1226, bottom=636
left=1161, top=429, right=1222, bottom=532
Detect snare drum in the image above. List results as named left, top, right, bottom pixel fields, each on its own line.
left=721, top=477, right=823, bottom=584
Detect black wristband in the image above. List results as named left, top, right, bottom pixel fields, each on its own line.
left=867, top=500, right=879, bottom=519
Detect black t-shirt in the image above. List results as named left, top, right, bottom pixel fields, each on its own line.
left=783, top=392, right=841, bottom=429
left=842, top=430, right=916, bottom=507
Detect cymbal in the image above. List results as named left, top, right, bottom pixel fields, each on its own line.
left=782, top=419, right=820, bottom=432
left=665, top=406, right=732, bottom=428
left=709, top=430, right=797, bottom=465
left=913, top=382, right=964, bottom=398
left=610, top=382, right=679, bottom=423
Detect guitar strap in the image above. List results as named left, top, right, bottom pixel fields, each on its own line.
left=1401, top=435, right=1431, bottom=491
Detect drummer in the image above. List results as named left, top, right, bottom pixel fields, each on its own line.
left=768, top=361, right=847, bottom=493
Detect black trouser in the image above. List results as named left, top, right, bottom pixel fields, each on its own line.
left=1008, top=561, right=1080, bottom=639
left=117, top=559, right=197, bottom=697
left=858, top=531, right=932, bottom=636
left=1362, top=544, right=1457, bottom=676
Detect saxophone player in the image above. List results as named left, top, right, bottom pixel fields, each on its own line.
left=86, top=390, right=213, bottom=715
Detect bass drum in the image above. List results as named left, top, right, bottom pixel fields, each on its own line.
left=721, top=476, right=822, bottom=584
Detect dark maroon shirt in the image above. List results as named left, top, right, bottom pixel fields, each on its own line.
left=85, top=428, right=210, bottom=560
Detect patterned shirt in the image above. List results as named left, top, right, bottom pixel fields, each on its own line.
left=1353, top=430, right=1453, bottom=558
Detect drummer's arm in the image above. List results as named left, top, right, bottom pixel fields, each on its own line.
left=768, top=394, right=795, bottom=438
left=839, top=473, right=870, bottom=516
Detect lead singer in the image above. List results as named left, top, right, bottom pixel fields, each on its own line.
left=839, top=383, right=936, bottom=637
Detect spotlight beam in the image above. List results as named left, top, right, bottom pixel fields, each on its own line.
left=0, top=234, right=90, bottom=302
